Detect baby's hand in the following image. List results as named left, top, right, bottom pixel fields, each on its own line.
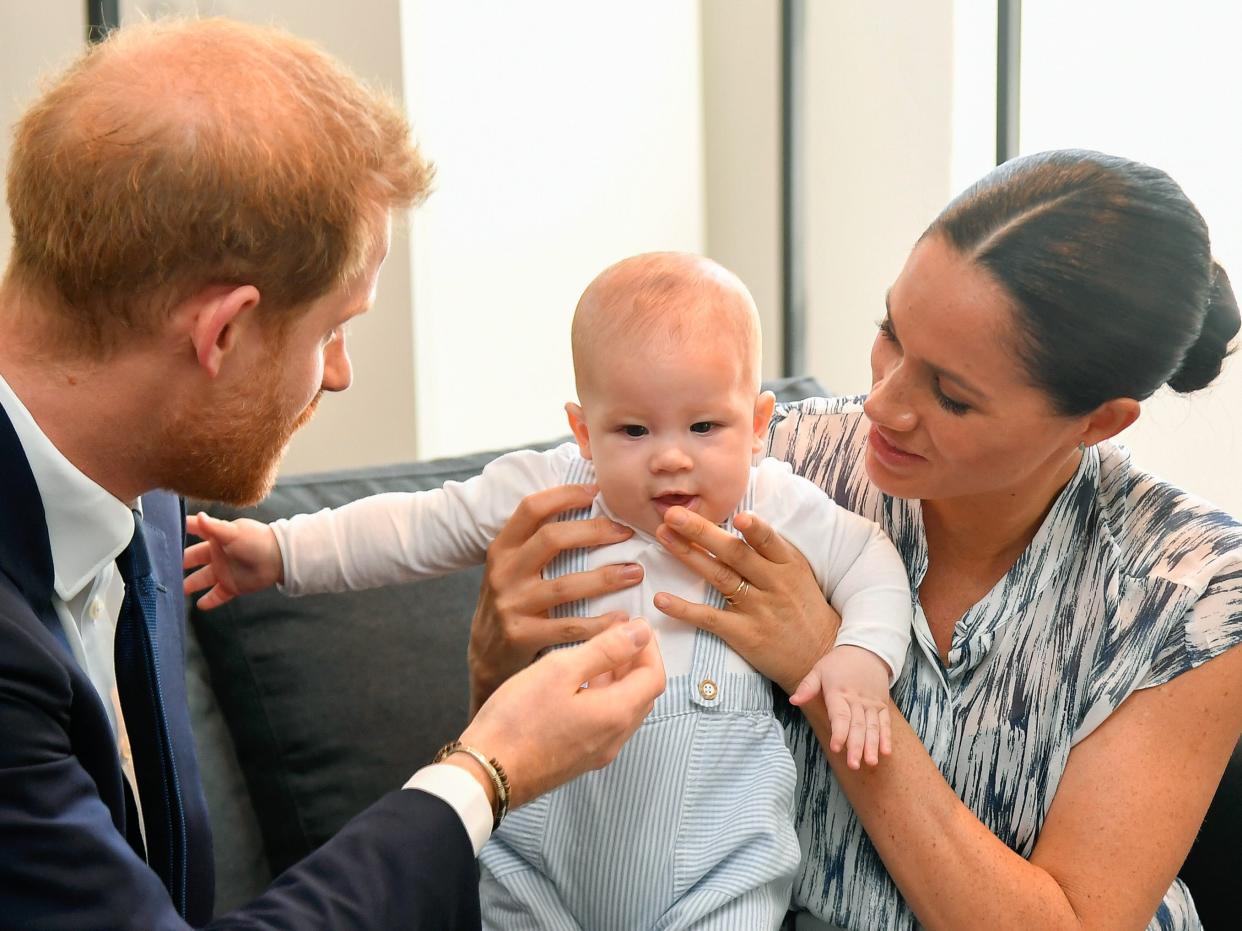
left=789, top=645, right=892, bottom=770
left=183, top=512, right=283, bottom=610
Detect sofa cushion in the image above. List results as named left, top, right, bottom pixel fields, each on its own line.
left=189, top=376, right=828, bottom=881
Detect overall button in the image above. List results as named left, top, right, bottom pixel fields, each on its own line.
left=698, top=678, right=718, bottom=701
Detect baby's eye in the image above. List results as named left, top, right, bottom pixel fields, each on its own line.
left=690, top=422, right=715, bottom=434
left=622, top=425, right=648, bottom=438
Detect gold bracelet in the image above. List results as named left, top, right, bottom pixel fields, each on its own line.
left=432, top=740, right=511, bottom=830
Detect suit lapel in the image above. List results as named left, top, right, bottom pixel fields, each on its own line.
left=0, top=402, right=69, bottom=651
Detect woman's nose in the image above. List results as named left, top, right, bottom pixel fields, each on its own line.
left=864, top=366, right=917, bottom=432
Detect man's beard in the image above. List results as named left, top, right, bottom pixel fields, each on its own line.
left=156, top=376, right=323, bottom=507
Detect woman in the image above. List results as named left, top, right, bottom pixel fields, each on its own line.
left=469, top=150, right=1242, bottom=929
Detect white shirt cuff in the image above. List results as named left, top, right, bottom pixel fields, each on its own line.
left=404, top=763, right=492, bottom=855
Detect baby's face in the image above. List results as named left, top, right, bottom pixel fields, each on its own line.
left=569, top=334, right=771, bottom=537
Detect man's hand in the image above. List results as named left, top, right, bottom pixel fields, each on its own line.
left=183, top=512, right=284, bottom=610
left=458, top=618, right=665, bottom=808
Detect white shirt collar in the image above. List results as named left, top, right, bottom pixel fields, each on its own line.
left=0, top=373, right=137, bottom=601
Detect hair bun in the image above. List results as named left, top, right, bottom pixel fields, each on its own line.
left=1168, top=262, right=1241, bottom=393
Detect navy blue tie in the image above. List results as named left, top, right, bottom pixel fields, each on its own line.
left=114, top=511, right=188, bottom=918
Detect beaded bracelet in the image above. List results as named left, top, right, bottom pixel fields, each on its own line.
left=432, top=740, right=511, bottom=830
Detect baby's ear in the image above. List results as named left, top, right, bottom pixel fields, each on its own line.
left=752, top=390, right=776, bottom=453
left=565, top=402, right=593, bottom=460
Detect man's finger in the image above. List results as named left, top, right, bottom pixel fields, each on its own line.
left=542, top=611, right=630, bottom=647
left=562, top=619, right=654, bottom=684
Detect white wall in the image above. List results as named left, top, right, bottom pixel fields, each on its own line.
left=1021, top=0, right=1242, bottom=517
left=121, top=0, right=420, bottom=477
left=801, top=1, right=959, bottom=397
left=401, top=0, right=706, bottom=458
left=0, top=6, right=85, bottom=277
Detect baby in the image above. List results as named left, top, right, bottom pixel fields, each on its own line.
left=184, top=252, right=912, bottom=930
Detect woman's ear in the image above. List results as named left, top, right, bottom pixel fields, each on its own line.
left=1080, top=397, right=1141, bottom=447
left=565, top=402, right=592, bottom=460
left=188, top=285, right=261, bottom=378
left=752, top=390, right=776, bottom=453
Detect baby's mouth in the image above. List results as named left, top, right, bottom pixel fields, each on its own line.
left=653, top=493, right=698, bottom=514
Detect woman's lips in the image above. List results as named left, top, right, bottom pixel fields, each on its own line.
left=653, top=493, right=698, bottom=515
left=868, top=427, right=925, bottom=467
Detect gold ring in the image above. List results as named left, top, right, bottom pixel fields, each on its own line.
left=724, top=579, right=750, bottom=607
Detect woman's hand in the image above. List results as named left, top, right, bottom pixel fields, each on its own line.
left=652, top=506, right=840, bottom=693
left=468, top=483, right=645, bottom=714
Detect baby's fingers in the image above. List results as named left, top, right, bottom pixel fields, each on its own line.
left=196, top=585, right=236, bottom=612
left=846, top=701, right=868, bottom=770
left=183, top=564, right=217, bottom=595
left=825, top=692, right=852, bottom=754
left=878, top=704, right=893, bottom=758
left=788, top=670, right=823, bottom=707
left=183, top=540, right=212, bottom=570
left=863, top=704, right=881, bottom=767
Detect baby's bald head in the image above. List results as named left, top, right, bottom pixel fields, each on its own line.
left=571, top=253, right=761, bottom=400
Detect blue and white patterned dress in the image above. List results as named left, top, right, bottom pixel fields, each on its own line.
left=767, top=397, right=1242, bottom=931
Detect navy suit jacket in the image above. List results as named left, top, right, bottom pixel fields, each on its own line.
left=0, top=403, right=480, bottom=929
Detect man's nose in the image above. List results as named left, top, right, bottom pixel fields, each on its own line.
left=321, top=333, right=353, bottom=393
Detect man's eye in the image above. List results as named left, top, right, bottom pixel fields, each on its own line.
left=622, top=425, right=648, bottom=438
left=690, top=422, right=714, bottom=434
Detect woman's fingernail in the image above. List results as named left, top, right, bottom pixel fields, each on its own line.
left=611, top=521, right=631, bottom=534
left=666, top=509, right=687, bottom=527
left=620, top=564, right=643, bottom=582
left=653, top=594, right=669, bottom=610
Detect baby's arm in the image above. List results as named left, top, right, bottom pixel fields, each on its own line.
left=185, top=445, right=576, bottom=605
left=755, top=460, right=913, bottom=765
left=183, top=513, right=283, bottom=609
left=789, top=645, right=892, bottom=769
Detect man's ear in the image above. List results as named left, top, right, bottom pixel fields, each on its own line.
left=1079, top=397, right=1141, bottom=447
left=188, top=285, right=262, bottom=378
left=565, top=402, right=592, bottom=460
left=752, top=390, right=776, bottom=453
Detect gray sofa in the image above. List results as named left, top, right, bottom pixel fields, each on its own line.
left=183, top=376, right=1240, bottom=927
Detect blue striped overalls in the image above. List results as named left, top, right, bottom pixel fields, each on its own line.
left=478, top=456, right=799, bottom=930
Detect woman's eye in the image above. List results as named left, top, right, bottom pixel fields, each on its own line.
left=876, top=317, right=897, bottom=343
left=690, top=422, right=714, bottom=434
left=934, top=381, right=970, bottom=416
left=622, top=425, right=648, bottom=438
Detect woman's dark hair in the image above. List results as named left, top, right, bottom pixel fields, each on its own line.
left=928, top=149, right=1239, bottom=415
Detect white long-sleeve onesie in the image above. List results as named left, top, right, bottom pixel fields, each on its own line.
left=272, top=442, right=911, bottom=680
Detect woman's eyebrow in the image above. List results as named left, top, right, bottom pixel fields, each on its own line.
left=884, top=289, right=988, bottom=401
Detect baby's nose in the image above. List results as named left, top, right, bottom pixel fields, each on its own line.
left=650, top=444, right=694, bottom=472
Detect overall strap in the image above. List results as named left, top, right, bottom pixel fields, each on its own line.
left=545, top=453, right=596, bottom=624
left=686, top=474, right=767, bottom=711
